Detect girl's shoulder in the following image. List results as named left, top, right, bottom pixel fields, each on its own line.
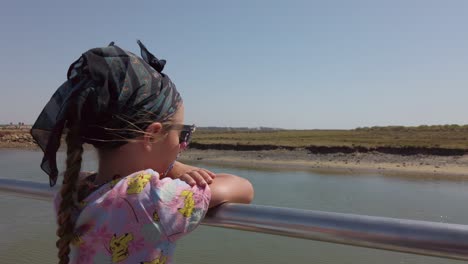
left=82, top=169, right=211, bottom=240
left=117, top=169, right=211, bottom=205
left=81, top=169, right=210, bottom=204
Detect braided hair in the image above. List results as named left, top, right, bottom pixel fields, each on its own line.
left=55, top=125, right=83, bottom=264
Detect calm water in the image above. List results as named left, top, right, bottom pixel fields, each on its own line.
left=0, top=149, right=467, bottom=264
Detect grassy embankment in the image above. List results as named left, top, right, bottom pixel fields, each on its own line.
left=192, top=125, right=468, bottom=150
left=2, top=125, right=468, bottom=153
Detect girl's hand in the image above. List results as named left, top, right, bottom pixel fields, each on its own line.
left=178, top=168, right=216, bottom=187
left=166, top=161, right=216, bottom=187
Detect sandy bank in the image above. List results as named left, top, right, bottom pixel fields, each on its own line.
left=179, top=149, right=468, bottom=178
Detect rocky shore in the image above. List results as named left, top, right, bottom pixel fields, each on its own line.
left=0, top=131, right=36, bottom=148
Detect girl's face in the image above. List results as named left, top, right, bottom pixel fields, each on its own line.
left=150, top=104, right=186, bottom=174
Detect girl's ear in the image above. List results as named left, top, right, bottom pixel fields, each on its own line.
left=144, top=122, right=163, bottom=148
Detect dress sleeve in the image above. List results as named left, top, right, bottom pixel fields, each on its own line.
left=149, top=177, right=211, bottom=242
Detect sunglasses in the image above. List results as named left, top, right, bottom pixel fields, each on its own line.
left=164, top=124, right=196, bottom=148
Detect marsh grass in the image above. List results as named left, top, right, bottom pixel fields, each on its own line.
left=3, top=125, right=468, bottom=150
left=193, top=125, right=468, bottom=149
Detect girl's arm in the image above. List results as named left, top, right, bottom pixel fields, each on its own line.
left=167, top=162, right=254, bottom=206
left=208, top=173, right=254, bottom=208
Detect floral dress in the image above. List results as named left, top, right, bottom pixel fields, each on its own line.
left=54, top=169, right=211, bottom=264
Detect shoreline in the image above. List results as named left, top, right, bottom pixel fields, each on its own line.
left=179, top=149, right=468, bottom=178
left=2, top=143, right=468, bottom=178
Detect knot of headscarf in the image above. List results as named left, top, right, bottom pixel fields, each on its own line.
left=31, top=40, right=182, bottom=187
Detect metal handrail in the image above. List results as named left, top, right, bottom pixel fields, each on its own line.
left=1, top=178, right=468, bottom=261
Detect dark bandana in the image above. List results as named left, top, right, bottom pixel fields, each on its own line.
left=31, top=41, right=182, bottom=187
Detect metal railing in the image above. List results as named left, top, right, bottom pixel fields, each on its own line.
left=1, top=178, right=468, bottom=261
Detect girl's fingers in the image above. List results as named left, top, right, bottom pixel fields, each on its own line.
left=197, top=168, right=216, bottom=179
left=179, top=174, right=196, bottom=186
left=175, top=168, right=216, bottom=187
left=197, top=170, right=213, bottom=184
left=187, top=171, right=207, bottom=187
left=203, top=169, right=216, bottom=178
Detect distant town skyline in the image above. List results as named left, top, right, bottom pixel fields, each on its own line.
left=1, top=1, right=467, bottom=129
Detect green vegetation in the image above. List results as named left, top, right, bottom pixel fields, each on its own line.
left=2, top=124, right=468, bottom=150
left=192, top=125, right=468, bottom=149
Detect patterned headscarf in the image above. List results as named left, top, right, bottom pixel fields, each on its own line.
left=31, top=41, right=182, bottom=186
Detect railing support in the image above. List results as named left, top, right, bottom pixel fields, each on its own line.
left=1, top=178, right=468, bottom=261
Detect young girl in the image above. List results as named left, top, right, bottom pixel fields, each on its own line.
left=31, top=41, right=254, bottom=264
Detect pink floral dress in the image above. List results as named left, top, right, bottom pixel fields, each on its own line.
left=54, top=169, right=211, bottom=264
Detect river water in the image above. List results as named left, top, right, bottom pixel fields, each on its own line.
left=0, top=149, right=467, bottom=264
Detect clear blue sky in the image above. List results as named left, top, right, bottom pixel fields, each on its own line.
left=1, top=0, right=467, bottom=129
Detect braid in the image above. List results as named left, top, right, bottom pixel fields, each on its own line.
left=56, top=126, right=83, bottom=264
